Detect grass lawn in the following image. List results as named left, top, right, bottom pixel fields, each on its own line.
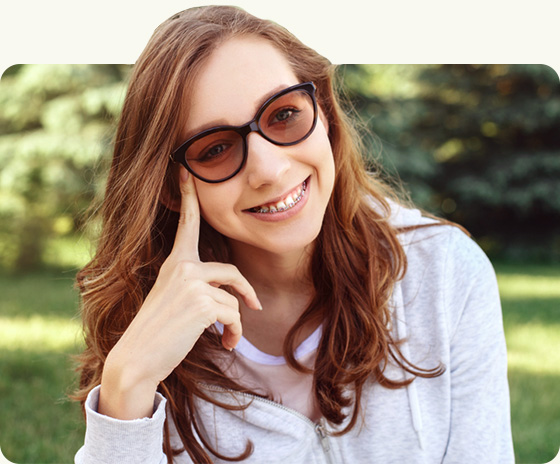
left=0, top=271, right=85, bottom=464
left=495, top=263, right=560, bottom=464
left=0, top=263, right=559, bottom=463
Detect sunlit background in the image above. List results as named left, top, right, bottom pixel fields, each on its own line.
left=1, top=64, right=559, bottom=463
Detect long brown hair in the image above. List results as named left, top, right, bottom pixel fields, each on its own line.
left=74, top=6, right=443, bottom=463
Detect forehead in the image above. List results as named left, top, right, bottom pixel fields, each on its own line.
left=185, top=37, right=300, bottom=132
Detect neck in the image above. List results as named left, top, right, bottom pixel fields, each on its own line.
left=227, top=239, right=317, bottom=355
left=229, top=240, right=314, bottom=299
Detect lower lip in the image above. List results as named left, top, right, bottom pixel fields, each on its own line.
left=244, top=177, right=311, bottom=223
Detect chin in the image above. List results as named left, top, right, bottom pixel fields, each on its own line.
left=259, top=223, right=322, bottom=256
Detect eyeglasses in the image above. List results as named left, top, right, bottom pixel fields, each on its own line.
left=170, top=82, right=318, bottom=183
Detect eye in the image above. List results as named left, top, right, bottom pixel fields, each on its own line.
left=275, top=108, right=296, bottom=122
left=269, top=107, right=301, bottom=126
left=197, top=143, right=231, bottom=162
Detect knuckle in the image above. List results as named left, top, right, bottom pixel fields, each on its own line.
left=176, top=260, right=197, bottom=277
left=179, top=207, right=197, bottom=224
left=159, top=258, right=172, bottom=273
left=184, top=279, right=205, bottom=295
left=226, top=291, right=240, bottom=309
left=189, top=295, right=214, bottom=319
left=229, top=314, right=242, bottom=334
left=223, top=263, right=239, bottom=275
left=178, top=211, right=190, bottom=226
left=224, top=264, right=247, bottom=286
left=197, top=293, right=215, bottom=310
left=228, top=306, right=241, bottom=323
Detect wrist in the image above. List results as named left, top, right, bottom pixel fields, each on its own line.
left=99, top=354, right=159, bottom=420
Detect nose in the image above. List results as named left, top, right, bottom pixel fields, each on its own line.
left=244, top=132, right=291, bottom=189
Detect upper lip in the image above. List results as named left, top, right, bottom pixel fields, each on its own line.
left=243, top=177, right=308, bottom=211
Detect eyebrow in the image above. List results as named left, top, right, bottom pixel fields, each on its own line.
left=182, top=83, right=294, bottom=141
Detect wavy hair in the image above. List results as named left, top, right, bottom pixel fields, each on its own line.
left=74, top=6, right=444, bottom=463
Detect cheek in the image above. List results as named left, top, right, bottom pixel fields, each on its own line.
left=307, top=117, right=335, bottom=171
left=195, top=183, right=241, bottom=230
left=198, top=200, right=217, bottom=224
left=318, top=107, right=329, bottom=137
left=313, top=127, right=336, bottom=196
left=316, top=111, right=335, bottom=175
left=195, top=184, right=220, bottom=220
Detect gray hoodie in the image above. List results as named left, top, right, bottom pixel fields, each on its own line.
left=75, top=203, right=514, bottom=463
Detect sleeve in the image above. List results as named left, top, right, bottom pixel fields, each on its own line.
left=74, top=385, right=169, bottom=464
left=442, top=229, right=515, bottom=463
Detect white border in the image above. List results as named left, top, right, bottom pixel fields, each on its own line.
left=1, top=0, right=558, bottom=78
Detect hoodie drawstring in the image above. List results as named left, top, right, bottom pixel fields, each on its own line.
left=393, top=280, right=425, bottom=450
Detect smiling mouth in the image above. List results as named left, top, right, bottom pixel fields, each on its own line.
left=247, top=178, right=308, bottom=214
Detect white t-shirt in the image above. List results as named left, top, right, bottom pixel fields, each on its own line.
left=214, top=321, right=322, bottom=421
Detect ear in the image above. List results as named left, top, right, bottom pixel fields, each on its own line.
left=159, top=169, right=182, bottom=213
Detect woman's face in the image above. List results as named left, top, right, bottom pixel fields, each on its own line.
left=183, top=36, right=335, bottom=258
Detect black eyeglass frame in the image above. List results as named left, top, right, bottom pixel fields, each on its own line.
left=170, top=81, right=318, bottom=183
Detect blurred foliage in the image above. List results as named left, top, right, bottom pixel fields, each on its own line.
left=0, top=64, right=130, bottom=271
left=340, top=64, right=560, bottom=261
left=0, top=64, right=559, bottom=272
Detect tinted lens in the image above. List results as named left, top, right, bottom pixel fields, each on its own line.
left=177, top=84, right=316, bottom=182
left=185, top=131, right=244, bottom=181
left=259, top=89, right=315, bottom=144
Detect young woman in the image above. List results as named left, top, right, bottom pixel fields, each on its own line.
left=74, top=5, right=514, bottom=463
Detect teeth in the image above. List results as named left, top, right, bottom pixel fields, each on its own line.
left=251, top=180, right=307, bottom=214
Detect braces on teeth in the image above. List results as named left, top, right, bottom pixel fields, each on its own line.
left=251, top=180, right=307, bottom=214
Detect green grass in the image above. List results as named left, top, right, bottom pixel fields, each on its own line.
left=495, top=264, right=560, bottom=464
left=0, top=272, right=85, bottom=464
left=0, top=264, right=559, bottom=463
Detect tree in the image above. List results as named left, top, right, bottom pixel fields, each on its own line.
left=341, top=64, right=560, bottom=260
left=0, top=64, right=131, bottom=271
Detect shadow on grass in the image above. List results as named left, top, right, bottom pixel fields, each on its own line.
left=0, top=347, right=85, bottom=464
left=1, top=271, right=85, bottom=461
left=494, top=263, right=560, bottom=277
left=0, top=270, right=79, bottom=319
left=501, top=297, right=560, bottom=327
left=509, top=368, right=560, bottom=464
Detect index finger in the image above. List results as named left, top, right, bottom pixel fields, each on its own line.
left=171, top=167, right=200, bottom=260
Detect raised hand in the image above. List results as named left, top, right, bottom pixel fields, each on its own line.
left=98, top=167, right=261, bottom=420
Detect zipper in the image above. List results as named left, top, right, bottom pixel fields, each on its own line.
left=198, top=384, right=336, bottom=463
left=315, top=419, right=335, bottom=464
left=199, top=383, right=317, bottom=425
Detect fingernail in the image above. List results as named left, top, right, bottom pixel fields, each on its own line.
left=180, top=167, right=189, bottom=183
